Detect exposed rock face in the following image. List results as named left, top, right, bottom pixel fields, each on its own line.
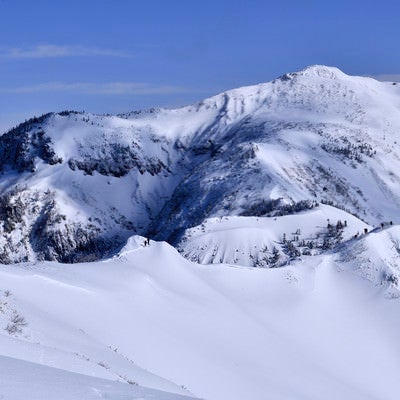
left=0, top=114, right=62, bottom=173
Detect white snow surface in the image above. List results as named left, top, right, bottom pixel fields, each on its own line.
left=0, top=355, right=195, bottom=400
left=0, top=232, right=400, bottom=399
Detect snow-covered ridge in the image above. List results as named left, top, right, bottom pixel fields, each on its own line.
left=1, top=65, right=400, bottom=263
left=177, top=204, right=370, bottom=268
left=286, top=64, right=348, bottom=79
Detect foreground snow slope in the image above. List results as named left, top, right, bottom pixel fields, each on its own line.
left=0, top=234, right=399, bottom=400
left=0, top=355, right=195, bottom=400
left=2, top=66, right=400, bottom=262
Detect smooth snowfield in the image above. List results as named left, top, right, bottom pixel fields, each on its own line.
left=0, top=235, right=399, bottom=399
left=0, top=355, right=195, bottom=400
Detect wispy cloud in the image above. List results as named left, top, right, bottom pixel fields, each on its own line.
left=0, top=82, right=191, bottom=95
left=0, top=44, right=132, bottom=59
left=369, top=74, right=400, bottom=82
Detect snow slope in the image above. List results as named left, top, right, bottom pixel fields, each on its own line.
left=2, top=66, right=400, bottom=262
left=0, top=234, right=400, bottom=399
left=0, top=355, right=195, bottom=400
left=177, top=203, right=370, bottom=267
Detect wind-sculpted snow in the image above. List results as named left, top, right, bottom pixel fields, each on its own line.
left=0, top=236, right=400, bottom=399
left=1, top=65, right=400, bottom=262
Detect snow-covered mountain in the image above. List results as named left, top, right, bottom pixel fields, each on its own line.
left=1, top=65, right=400, bottom=263
left=2, top=65, right=400, bottom=399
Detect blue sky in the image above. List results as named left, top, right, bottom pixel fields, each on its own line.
left=1, top=0, right=400, bottom=131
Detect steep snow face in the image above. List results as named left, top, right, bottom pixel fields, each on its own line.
left=0, top=236, right=400, bottom=400
left=335, top=225, right=400, bottom=298
left=2, top=65, right=400, bottom=262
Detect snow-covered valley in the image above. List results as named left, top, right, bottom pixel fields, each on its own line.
left=1, top=65, right=400, bottom=399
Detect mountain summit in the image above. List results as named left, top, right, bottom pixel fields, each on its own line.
left=1, top=66, right=400, bottom=263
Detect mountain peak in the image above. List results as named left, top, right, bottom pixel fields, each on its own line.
left=277, top=65, right=347, bottom=82
left=295, top=65, right=347, bottom=78
left=298, top=64, right=346, bottom=78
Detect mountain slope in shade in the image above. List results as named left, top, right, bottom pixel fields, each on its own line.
left=1, top=65, right=400, bottom=262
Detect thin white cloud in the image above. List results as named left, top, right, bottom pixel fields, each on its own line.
left=0, top=44, right=132, bottom=59
left=0, top=82, right=191, bottom=95
left=369, top=74, right=400, bottom=82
